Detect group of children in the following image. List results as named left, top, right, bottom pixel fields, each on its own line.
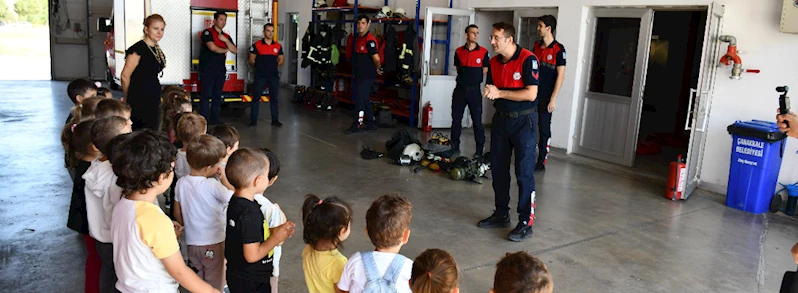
left=61, top=78, right=554, bottom=293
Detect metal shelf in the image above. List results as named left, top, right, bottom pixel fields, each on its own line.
left=312, top=19, right=355, bottom=23
left=370, top=18, right=448, bottom=25
left=309, top=0, right=431, bottom=126
left=312, top=5, right=381, bottom=13
left=334, top=73, right=416, bottom=89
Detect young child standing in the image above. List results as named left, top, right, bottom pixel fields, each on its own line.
left=66, top=78, right=99, bottom=123
left=109, top=130, right=220, bottom=293
left=175, top=113, right=208, bottom=179
left=491, top=252, right=553, bottom=293
left=209, top=125, right=241, bottom=167
left=62, top=96, right=107, bottom=174
left=173, top=134, right=235, bottom=290
left=225, top=148, right=296, bottom=293
left=161, top=88, right=192, bottom=144
left=338, top=194, right=414, bottom=293
left=83, top=116, right=133, bottom=293
left=95, top=99, right=132, bottom=120
left=64, top=119, right=101, bottom=293
left=255, top=149, right=286, bottom=292
left=301, top=194, right=352, bottom=293
left=67, top=96, right=106, bottom=124
left=409, top=249, right=459, bottom=293
left=96, top=87, right=114, bottom=99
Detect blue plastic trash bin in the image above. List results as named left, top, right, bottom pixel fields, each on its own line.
left=726, top=120, right=787, bottom=214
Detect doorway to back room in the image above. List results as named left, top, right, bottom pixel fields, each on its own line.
left=635, top=9, right=708, bottom=178
left=574, top=5, right=722, bottom=201
left=0, top=0, right=51, bottom=80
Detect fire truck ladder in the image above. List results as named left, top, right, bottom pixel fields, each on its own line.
left=248, top=0, right=272, bottom=64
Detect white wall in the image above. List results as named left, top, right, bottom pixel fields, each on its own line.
left=693, top=0, right=798, bottom=194
left=459, top=0, right=798, bottom=193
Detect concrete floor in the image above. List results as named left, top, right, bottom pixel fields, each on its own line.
left=2, top=80, right=798, bottom=293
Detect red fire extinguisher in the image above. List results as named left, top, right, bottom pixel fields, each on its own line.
left=666, top=154, right=687, bottom=200
left=422, top=102, right=433, bottom=132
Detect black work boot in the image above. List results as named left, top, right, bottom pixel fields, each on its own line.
left=474, top=146, right=484, bottom=157
left=534, top=163, right=546, bottom=172
left=507, top=221, right=534, bottom=242
left=344, top=125, right=361, bottom=134
left=477, top=212, right=511, bottom=229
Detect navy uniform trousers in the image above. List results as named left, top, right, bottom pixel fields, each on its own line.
left=491, top=110, right=539, bottom=225
left=537, top=89, right=554, bottom=165
left=451, top=85, right=486, bottom=152
left=250, top=77, right=280, bottom=124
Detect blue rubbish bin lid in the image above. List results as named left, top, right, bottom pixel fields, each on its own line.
left=788, top=184, right=798, bottom=197
left=727, top=120, right=787, bottom=142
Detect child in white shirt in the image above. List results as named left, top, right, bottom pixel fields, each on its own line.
left=174, top=134, right=234, bottom=291
left=338, top=195, right=414, bottom=293
left=174, top=113, right=208, bottom=179
left=172, top=112, right=208, bottom=261
left=83, top=116, right=132, bottom=293
left=255, top=149, right=286, bottom=292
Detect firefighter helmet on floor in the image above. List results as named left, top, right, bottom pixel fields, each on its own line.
left=402, top=143, right=424, bottom=161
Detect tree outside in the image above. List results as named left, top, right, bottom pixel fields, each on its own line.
left=0, top=0, right=50, bottom=79
left=14, top=0, right=47, bottom=25
left=0, top=0, right=17, bottom=24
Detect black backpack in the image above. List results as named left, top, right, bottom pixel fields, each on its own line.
left=385, top=129, right=421, bottom=160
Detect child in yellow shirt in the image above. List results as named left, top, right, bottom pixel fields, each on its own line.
left=301, top=194, right=352, bottom=293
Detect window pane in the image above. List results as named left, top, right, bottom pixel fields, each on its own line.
left=429, top=15, right=469, bottom=76
left=589, top=18, right=641, bottom=97
left=518, top=17, right=539, bottom=50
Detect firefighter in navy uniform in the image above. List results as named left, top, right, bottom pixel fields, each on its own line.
left=450, top=24, right=489, bottom=157
left=478, top=22, right=540, bottom=242
left=345, top=14, right=382, bottom=134
left=248, top=23, right=284, bottom=127
left=199, top=11, right=238, bottom=125
left=532, top=15, right=566, bottom=172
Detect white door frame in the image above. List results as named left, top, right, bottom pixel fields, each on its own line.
left=420, top=7, right=476, bottom=128
left=683, top=3, right=724, bottom=198
left=287, top=12, right=300, bottom=87
left=572, top=8, right=654, bottom=167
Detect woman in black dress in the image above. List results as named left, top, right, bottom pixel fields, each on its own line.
left=121, top=14, right=167, bottom=130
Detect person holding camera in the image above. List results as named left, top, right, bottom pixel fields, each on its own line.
left=777, top=110, right=798, bottom=264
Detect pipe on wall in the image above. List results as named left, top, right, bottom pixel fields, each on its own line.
left=719, top=35, right=742, bottom=79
